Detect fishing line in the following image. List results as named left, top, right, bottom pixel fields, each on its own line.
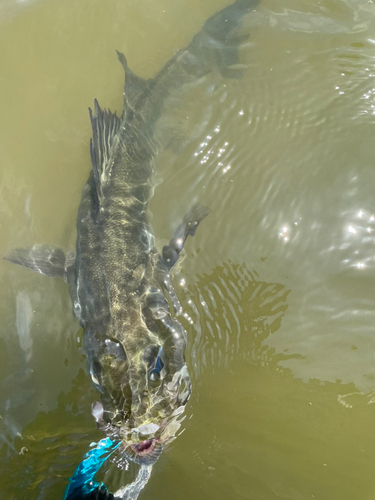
left=114, top=465, right=153, bottom=500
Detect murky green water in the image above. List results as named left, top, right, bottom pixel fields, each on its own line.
left=1, top=0, right=375, bottom=498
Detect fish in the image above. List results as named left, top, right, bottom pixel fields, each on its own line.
left=5, top=0, right=260, bottom=468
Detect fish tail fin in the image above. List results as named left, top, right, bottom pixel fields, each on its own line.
left=204, top=0, right=260, bottom=36
left=191, top=0, right=261, bottom=79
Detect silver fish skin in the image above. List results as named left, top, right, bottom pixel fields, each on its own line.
left=5, top=0, right=260, bottom=463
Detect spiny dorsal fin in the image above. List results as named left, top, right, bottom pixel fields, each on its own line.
left=89, top=99, right=122, bottom=207
left=116, top=50, right=154, bottom=112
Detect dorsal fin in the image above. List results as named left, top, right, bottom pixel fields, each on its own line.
left=116, top=50, right=154, bottom=112
left=89, top=99, right=122, bottom=207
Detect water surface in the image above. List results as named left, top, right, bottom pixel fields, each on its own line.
left=1, top=0, right=375, bottom=498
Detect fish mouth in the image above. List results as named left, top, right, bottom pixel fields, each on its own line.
left=130, top=438, right=157, bottom=456
left=125, top=437, right=164, bottom=465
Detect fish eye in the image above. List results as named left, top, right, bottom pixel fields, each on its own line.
left=144, top=344, right=160, bottom=365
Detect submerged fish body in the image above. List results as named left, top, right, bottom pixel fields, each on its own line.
left=6, top=0, right=260, bottom=465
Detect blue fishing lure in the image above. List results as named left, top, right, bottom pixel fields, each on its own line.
left=63, top=438, right=120, bottom=499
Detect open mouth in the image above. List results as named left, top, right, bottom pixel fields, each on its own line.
left=130, top=438, right=157, bottom=456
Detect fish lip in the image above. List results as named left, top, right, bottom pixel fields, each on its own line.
left=130, top=437, right=157, bottom=456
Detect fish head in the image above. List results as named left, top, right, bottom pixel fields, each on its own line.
left=89, top=337, right=191, bottom=465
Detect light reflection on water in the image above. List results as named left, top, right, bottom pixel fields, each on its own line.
left=1, top=0, right=375, bottom=498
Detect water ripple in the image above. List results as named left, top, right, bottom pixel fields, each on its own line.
left=179, top=261, right=291, bottom=379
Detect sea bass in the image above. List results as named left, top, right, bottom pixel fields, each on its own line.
left=6, top=0, right=260, bottom=465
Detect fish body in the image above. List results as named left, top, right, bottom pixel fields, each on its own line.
left=6, top=0, right=260, bottom=465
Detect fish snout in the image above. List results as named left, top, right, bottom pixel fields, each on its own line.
left=137, top=423, right=160, bottom=435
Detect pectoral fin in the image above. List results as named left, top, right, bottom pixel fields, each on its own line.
left=5, top=244, right=75, bottom=282
left=162, top=203, right=211, bottom=269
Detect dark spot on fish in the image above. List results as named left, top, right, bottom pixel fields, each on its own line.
left=143, top=344, right=160, bottom=367
left=90, top=359, right=102, bottom=387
